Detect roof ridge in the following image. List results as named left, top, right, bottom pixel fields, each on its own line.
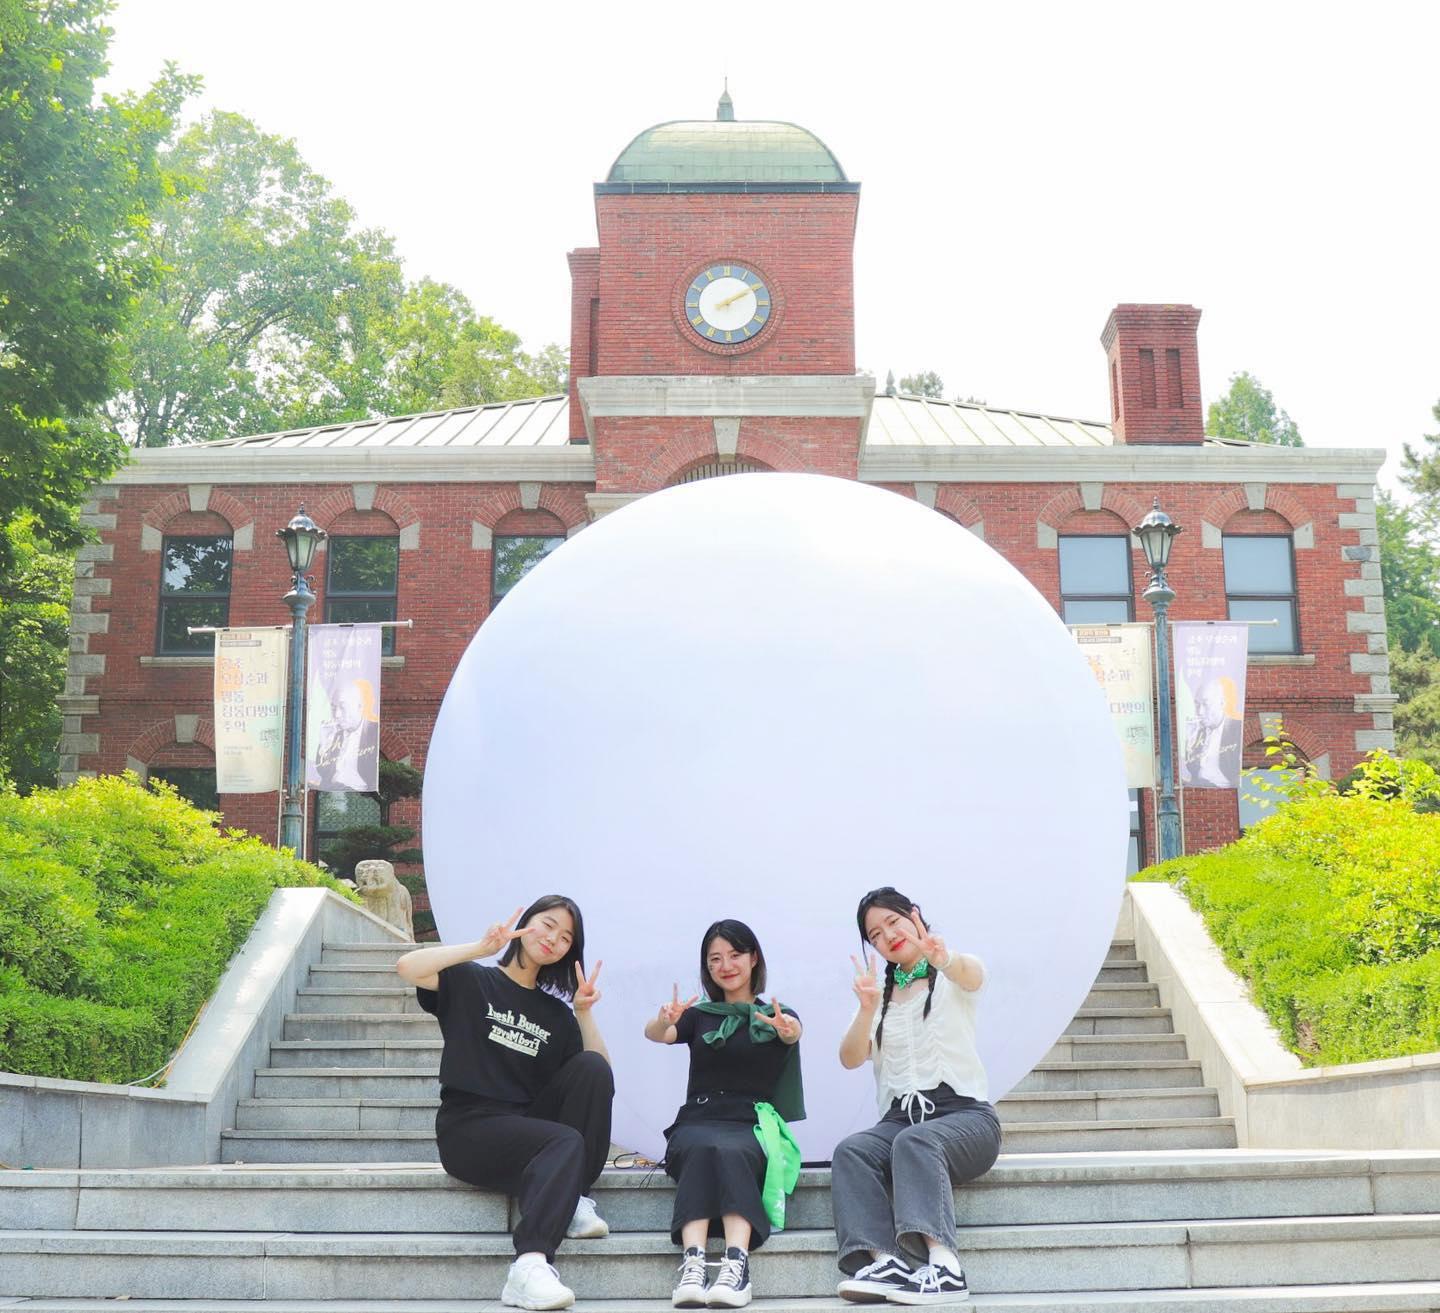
left=886, top=391, right=1111, bottom=430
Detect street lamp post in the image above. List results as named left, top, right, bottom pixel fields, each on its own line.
left=276, top=507, right=326, bottom=855
left=1134, top=498, right=1183, bottom=862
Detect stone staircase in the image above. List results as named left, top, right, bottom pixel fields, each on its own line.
left=4, top=939, right=1440, bottom=1310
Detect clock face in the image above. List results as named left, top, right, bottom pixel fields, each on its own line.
left=684, top=264, right=773, bottom=344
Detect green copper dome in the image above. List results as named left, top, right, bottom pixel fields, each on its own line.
left=607, top=109, right=848, bottom=185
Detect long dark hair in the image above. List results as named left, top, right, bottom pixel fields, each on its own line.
left=856, top=886, right=937, bottom=1048
left=498, top=894, right=585, bottom=1001
left=699, top=918, right=767, bottom=1003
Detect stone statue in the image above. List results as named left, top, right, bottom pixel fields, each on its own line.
left=354, top=859, right=413, bottom=941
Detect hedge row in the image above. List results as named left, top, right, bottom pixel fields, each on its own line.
left=0, top=775, right=352, bottom=1083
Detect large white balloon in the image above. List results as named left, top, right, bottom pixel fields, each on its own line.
left=424, top=473, right=1129, bottom=1161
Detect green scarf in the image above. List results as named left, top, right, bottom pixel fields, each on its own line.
left=752, top=1101, right=801, bottom=1231
left=692, top=999, right=806, bottom=1122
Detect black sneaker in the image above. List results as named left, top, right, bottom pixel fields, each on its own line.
left=836, top=1254, right=915, bottom=1303
left=885, top=1262, right=969, bottom=1305
left=706, top=1245, right=751, bottom=1308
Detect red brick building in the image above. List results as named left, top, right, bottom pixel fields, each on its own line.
left=60, top=101, right=1391, bottom=873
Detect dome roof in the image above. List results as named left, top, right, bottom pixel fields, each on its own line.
left=607, top=115, right=847, bottom=185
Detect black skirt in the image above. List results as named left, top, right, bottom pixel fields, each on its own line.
left=663, top=1095, right=772, bottom=1249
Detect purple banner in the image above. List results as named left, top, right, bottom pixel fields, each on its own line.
left=305, top=625, right=382, bottom=793
left=1174, top=623, right=1249, bottom=790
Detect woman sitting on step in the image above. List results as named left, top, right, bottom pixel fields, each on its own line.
left=832, top=886, right=1001, bottom=1306
left=396, top=895, right=613, bottom=1313
left=645, top=918, right=805, bottom=1310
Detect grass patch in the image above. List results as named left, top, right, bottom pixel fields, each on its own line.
left=0, top=774, right=354, bottom=1084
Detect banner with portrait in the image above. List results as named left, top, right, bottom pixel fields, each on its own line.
left=305, top=624, right=382, bottom=793
left=213, top=628, right=287, bottom=793
left=1071, top=622, right=1156, bottom=788
left=1174, top=622, right=1249, bottom=790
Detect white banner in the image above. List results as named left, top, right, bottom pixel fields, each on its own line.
left=305, top=624, right=382, bottom=793
left=213, top=628, right=287, bottom=793
left=1175, top=622, right=1249, bottom=790
left=1072, top=623, right=1156, bottom=788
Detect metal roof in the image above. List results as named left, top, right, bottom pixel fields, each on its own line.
left=607, top=120, right=847, bottom=184
left=203, top=396, right=573, bottom=450
left=867, top=394, right=1115, bottom=447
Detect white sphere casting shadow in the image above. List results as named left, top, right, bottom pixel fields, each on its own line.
left=424, top=473, right=1129, bottom=1161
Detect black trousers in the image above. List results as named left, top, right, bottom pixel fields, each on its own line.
left=664, top=1106, right=772, bottom=1251
left=435, top=1049, right=614, bottom=1261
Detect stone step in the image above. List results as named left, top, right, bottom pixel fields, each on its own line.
left=293, top=988, right=428, bottom=1015
left=1083, top=983, right=1163, bottom=1010
left=234, top=1087, right=1222, bottom=1134
left=9, top=1153, right=1438, bottom=1235
left=218, top=1112, right=1238, bottom=1163
left=1109, top=940, right=1138, bottom=961
left=1014, top=1061, right=1206, bottom=1092
left=1044, top=1036, right=1191, bottom=1063
left=268, top=1040, right=442, bottom=1067
left=11, top=1290, right=1440, bottom=1313
left=1063, top=1009, right=1174, bottom=1037
left=7, top=1214, right=1440, bottom=1300
left=1096, top=959, right=1149, bottom=982
left=281, top=1012, right=439, bottom=1041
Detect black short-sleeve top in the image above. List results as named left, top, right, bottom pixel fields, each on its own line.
left=416, top=962, right=581, bottom=1105
left=674, top=1003, right=800, bottom=1103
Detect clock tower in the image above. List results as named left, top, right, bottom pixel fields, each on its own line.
left=568, top=95, right=873, bottom=508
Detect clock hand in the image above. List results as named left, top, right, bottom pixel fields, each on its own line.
left=715, top=285, right=756, bottom=310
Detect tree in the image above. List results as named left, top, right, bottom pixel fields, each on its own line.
left=1205, top=371, right=1303, bottom=446
left=1390, top=648, right=1440, bottom=774
left=0, top=0, right=194, bottom=572
left=1376, top=493, right=1440, bottom=656
left=0, top=518, right=72, bottom=792
left=1401, top=397, right=1440, bottom=512
left=898, top=370, right=945, bottom=399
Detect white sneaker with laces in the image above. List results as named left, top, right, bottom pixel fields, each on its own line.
left=500, top=1255, right=575, bottom=1310
left=565, top=1194, right=610, bottom=1239
left=884, top=1261, right=970, bottom=1305
left=836, top=1253, right=915, bottom=1303
left=706, top=1245, right=752, bottom=1308
left=672, top=1245, right=710, bottom=1308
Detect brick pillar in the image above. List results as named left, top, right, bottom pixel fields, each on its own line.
left=1101, top=304, right=1204, bottom=445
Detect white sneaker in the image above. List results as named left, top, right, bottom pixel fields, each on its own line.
left=672, top=1245, right=709, bottom=1308
left=501, top=1255, right=575, bottom=1310
left=706, top=1246, right=752, bottom=1308
left=565, top=1193, right=610, bottom=1239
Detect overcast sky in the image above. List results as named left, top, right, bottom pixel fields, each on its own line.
left=102, top=1, right=1438, bottom=490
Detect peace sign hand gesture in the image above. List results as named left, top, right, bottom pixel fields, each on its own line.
left=901, top=907, right=951, bottom=971
left=474, top=907, right=531, bottom=960
left=851, top=952, right=882, bottom=1015
left=754, top=998, right=802, bottom=1043
left=573, top=960, right=604, bottom=1013
left=658, top=983, right=699, bottom=1026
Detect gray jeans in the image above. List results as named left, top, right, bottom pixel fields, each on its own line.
left=831, top=1092, right=1002, bottom=1274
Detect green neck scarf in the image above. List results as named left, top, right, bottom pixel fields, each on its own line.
left=893, top=957, right=930, bottom=990
left=692, top=998, right=806, bottom=1122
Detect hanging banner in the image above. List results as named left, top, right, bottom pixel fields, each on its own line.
left=1071, top=623, right=1156, bottom=788
left=305, top=624, right=382, bottom=793
left=1174, top=622, right=1249, bottom=790
left=213, top=628, right=287, bottom=793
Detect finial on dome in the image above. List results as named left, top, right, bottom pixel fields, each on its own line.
left=717, top=81, right=735, bottom=121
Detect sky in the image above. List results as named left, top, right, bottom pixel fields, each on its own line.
left=100, top=1, right=1440, bottom=490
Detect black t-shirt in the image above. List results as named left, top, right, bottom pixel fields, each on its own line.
left=674, top=1003, right=800, bottom=1102
left=416, top=962, right=582, bottom=1106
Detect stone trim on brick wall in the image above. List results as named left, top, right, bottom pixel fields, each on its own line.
left=1033, top=484, right=1147, bottom=550
left=470, top=485, right=588, bottom=547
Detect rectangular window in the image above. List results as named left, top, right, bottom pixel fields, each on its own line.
left=1059, top=535, right=1133, bottom=624
left=158, top=536, right=232, bottom=654
left=148, top=765, right=220, bottom=811
left=327, top=536, right=399, bottom=656
left=313, top=789, right=383, bottom=874
left=1223, top=535, right=1298, bottom=654
left=493, top=535, right=565, bottom=607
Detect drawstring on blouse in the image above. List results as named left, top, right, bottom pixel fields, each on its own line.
left=900, top=1089, right=936, bottom=1123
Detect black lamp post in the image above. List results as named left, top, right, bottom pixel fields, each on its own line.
left=276, top=506, right=326, bottom=855
left=1134, top=498, right=1183, bottom=862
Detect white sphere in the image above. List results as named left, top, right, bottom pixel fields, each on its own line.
left=424, top=473, right=1129, bottom=1160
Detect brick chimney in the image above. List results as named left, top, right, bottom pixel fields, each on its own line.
left=567, top=247, right=600, bottom=442
left=1101, top=304, right=1203, bottom=445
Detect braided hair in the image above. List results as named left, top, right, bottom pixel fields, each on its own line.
left=857, top=886, right=938, bottom=1049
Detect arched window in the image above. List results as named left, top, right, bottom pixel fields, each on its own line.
left=1058, top=514, right=1135, bottom=623
left=1222, top=513, right=1297, bottom=654
left=148, top=763, right=219, bottom=811
left=673, top=459, right=766, bottom=485
left=492, top=509, right=567, bottom=609
left=158, top=528, right=232, bottom=654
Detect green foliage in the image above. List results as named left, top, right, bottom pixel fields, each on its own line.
left=0, top=518, right=73, bottom=792
left=0, top=774, right=353, bottom=1082
left=318, top=758, right=423, bottom=896
left=109, top=114, right=567, bottom=444
left=898, top=370, right=944, bottom=399
left=1400, top=396, right=1440, bottom=504
left=0, top=0, right=196, bottom=573
left=1376, top=492, right=1440, bottom=657
left=1205, top=371, right=1303, bottom=446
left=1135, top=754, right=1440, bottom=1064
left=1391, top=647, right=1440, bottom=773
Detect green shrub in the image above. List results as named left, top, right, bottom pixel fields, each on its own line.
left=0, top=774, right=354, bottom=1083
left=1136, top=755, right=1440, bottom=1066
